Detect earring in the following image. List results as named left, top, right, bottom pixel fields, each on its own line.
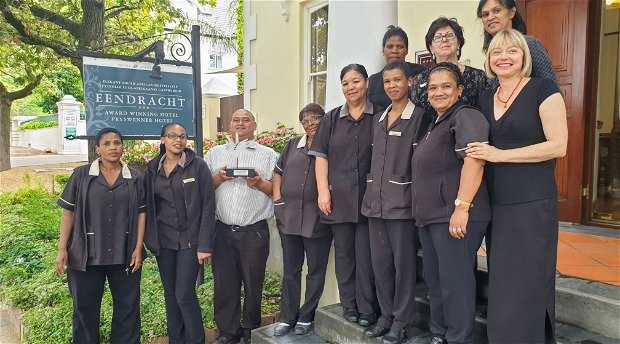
left=457, top=49, right=460, bottom=57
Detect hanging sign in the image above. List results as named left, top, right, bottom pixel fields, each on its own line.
left=83, top=56, right=194, bottom=137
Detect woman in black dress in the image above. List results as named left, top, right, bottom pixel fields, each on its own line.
left=56, top=127, right=146, bottom=344
left=411, top=63, right=491, bottom=344
left=466, top=29, right=568, bottom=343
left=411, top=17, right=488, bottom=115
left=272, top=103, right=333, bottom=337
left=144, top=123, right=216, bottom=344
left=309, top=63, right=380, bottom=327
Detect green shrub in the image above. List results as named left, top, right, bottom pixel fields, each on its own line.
left=0, top=186, right=282, bottom=344
left=17, top=121, right=59, bottom=131
left=54, top=174, right=71, bottom=192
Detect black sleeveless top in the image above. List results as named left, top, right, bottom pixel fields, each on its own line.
left=479, top=78, right=560, bottom=205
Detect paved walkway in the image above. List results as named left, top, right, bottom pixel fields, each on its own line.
left=0, top=306, right=19, bottom=344
left=10, top=154, right=87, bottom=167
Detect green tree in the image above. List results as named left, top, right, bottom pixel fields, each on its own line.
left=36, top=65, right=84, bottom=114
left=0, top=33, right=50, bottom=171
left=0, top=0, right=232, bottom=164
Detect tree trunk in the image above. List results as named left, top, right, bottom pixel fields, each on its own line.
left=0, top=94, right=13, bottom=172
left=80, top=0, right=105, bottom=51
left=79, top=0, right=106, bottom=162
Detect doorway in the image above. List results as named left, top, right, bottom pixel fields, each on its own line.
left=590, top=2, right=620, bottom=227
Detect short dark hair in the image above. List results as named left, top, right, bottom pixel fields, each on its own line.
left=428, top=62, right=463, bottom=87
left=383, top=25, right=409, bottom=49
left=425, top=17, right=466, bottom=60
left=299, top=103, right=325, bottom=122
left=95, top=127, right=123, bottom=146
left=382, top=61, right=412, bottom=78
left=477, top=0, right=527, bottom=52
left=340, top=63, right=368, bottom=81
left=160, top=122, right=187, bottom=137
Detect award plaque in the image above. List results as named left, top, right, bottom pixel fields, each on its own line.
left=226, top=167, right=256, bottom=177
left=226, top=132, right=256, bottom=177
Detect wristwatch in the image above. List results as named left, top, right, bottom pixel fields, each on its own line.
left=454, top=198, right=473, bottom=208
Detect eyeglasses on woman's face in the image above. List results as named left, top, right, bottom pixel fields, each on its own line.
left=432, top=32, right=456, bottom=43
left=165, top=133, right=187, bottom=140
left=300, top=115, right=322, bottom=126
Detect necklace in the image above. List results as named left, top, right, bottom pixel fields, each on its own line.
left=496, top=77, right=523, bottom=108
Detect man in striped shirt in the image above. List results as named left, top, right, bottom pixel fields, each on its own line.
left=205, top=109, right=279, bottom=344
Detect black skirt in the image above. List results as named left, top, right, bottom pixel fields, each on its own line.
left=487, top=195, right=558, bottom=343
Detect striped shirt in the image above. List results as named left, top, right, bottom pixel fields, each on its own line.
left=204, top=140, right=278, bottom=226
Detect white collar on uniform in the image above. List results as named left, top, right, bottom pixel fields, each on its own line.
left=297, top=135, right=308, bottom=149
left=89, top=159, right=132, bottom=179
left=378, top=100, right=416, bottom=122
left=157, top=151, right=187, bottom=172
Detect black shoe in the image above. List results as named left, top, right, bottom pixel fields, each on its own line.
left=429, top=335, right=448, bottom=344
left=343, top=308, right=359, bottom=322
left=239, top=337, right=251, bottom=344
left=294, top=322, right=312, bottom=335
left=214, top=336, right=237, bottom=344
left=358, top=313, right=377, bottom=327
left=382, top=329, right=406, bottom=344
left=273, top=323, right=292, bottom=336
left=364, top=324, right=390, bottom=338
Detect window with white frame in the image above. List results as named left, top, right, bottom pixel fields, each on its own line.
left=306, top=2, right=328, bottom=108
left=209, top=51, right=222, bottom=69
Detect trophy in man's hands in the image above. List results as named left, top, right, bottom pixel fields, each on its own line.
left=226, top=132, right=256, bottom=177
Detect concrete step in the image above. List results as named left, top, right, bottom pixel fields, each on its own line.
left=312, top=303, right=619, bottom=344
left=253, top=252, right=620, bottom=343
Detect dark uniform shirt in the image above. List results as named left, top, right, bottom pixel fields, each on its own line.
left=274, top=135, right=330, bottom=238
left=411, top=102, right=491, bottom=227
left=58, top=161, right=146, bottom=271
left=309, top=102, right=379, bottom=224
left=362, top=100, right=428, bottom=220
left=154, top=153, right=190, bottom=250
left=144, top=148, right=216, bottom=255
left=368, top=62, right=427, bottom=108
left=86, top=173, right=130, bottom=265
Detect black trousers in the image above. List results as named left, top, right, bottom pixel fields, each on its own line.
left=418, top=221, right=487, bottom=344
left=279, top=232, right=332, bottom=325
left=331, top=221, right=379, bottom=315
left=156, top=248, right=205, bottom=344
left=368, top=218, right=417, bottom=332
left=213, top=220, right=270, bottom=339
left=67, top=264, right=141, bottom=344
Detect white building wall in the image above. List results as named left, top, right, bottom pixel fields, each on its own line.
left=325, top=0, right=398, bottom=109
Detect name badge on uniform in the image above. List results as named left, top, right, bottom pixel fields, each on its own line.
left=389, top=131, right=402, bottom=137
left=183, top=177, right=196, bottom=183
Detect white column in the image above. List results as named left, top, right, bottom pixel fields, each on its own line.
left=325, top=0, right=397, bottom=109
left=56, top=95, right=83, bottom=155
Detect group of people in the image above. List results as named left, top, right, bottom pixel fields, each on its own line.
left=56, top=109, right=278, bottom=344
left=54, top=0, right=568, bottom=344
left=274, top=0, right=566, bottom=344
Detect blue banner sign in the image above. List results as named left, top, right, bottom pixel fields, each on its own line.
left=83, top=57, right=194, bottom=137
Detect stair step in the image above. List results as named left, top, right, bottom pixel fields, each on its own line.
left=253, top=252, right=620, bottom=343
